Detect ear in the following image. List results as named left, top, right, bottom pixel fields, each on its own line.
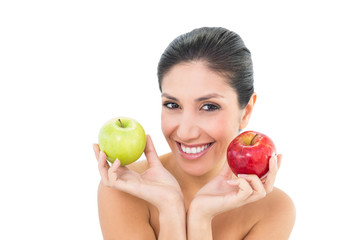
left=239, top=93, right=257, bottom=129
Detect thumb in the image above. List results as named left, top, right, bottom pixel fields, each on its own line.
left=276, top=154, right=283, bottom=169
left=144, top=135, right=161, bottom=168
left=93, top=143, right=100, bottom=160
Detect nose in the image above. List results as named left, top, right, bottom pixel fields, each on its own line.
left=176, top=111, right=200, bottom=142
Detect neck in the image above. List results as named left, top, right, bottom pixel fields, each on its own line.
left=165, top=153, right=226, bottom=207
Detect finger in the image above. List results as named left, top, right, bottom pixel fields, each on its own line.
left=264, top=155, right=281, bottom=193
left=93, top=144, right=100, bottom=160
left=144, top=135, right=161, bottom=168
left=241, top=174, right=266, bottom=198
left=269, top=154, right=279, bottom=173
left=276, top=153, right=282, bottom=169
left=261, top=154, right=281, bottom=184
left=227, top=177, right=253, bottom=196
left=261, top=174, right=268, bottom=184
left=107, top=159, right=135, bottom=192
left=98, top=151, right=110, bottom=185
left=108, top=159, right=121, bottom=183
left=237, top=177, right=253, bottom=199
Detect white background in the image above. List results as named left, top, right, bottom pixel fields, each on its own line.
left=1, top=0, right=359, bottom=239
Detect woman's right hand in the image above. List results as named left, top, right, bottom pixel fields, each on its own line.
left=93, top=135, right=184, bottom=211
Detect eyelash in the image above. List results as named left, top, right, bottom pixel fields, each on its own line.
left=163, top=102, right=221, bottom=112
left=202, top=103, right=220, bottom=111
left=163, top=102, right=179, bottom=109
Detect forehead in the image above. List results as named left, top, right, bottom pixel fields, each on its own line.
left=161, top=61, right=236, bottom=96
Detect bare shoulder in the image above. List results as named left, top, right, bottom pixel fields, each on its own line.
left=265, top=188, right=296, bottom=214
left=97, top=153, right=172, bottom=239
left=97, top=156, right=165, bottom=239
left=245, top=187, right=296, bottom=239
left=97, top=182, right=156, bottom=239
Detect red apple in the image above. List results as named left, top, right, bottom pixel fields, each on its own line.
left=227, top=131, right=276, bottom=179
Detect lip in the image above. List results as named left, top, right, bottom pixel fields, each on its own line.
left=176, top=141, right=214, bottom=160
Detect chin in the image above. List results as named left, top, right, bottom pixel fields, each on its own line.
left=174, top=147, right=220, bottom=177
left=177, top=159, right=213, bottom=177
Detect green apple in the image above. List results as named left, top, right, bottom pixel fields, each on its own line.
left=98, top=117, right=146, bottom=165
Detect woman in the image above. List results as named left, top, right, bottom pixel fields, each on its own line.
left=93, top=27, right=295, bottom=239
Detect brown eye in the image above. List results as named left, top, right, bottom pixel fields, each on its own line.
left=163, top=102, right=180, bottom=109
left=201, top=104, right=220, bottom=111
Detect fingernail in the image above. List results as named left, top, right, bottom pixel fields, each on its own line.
left=238, top=174, right=248, bottom=178
left=227, top=179, right=238, bottom=185
left=114, top=159, right=120, bottom=166
left=272, top=155, right=277, bottom=166
left=99, top=151, right=104, bottom=159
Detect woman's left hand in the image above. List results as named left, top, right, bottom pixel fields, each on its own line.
left=189, top=154, right=282, bottom=219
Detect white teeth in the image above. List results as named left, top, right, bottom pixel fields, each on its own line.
left=181, top=145, right=186, bottom=152
left=180, top=143, right=211, bottom=154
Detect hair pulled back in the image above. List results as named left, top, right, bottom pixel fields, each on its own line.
left=157, top=27, right=254, bottom=109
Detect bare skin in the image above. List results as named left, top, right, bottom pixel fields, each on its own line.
left=95, top=147, right=295, bottom=240
left=95, top=62, right=296, bottom=239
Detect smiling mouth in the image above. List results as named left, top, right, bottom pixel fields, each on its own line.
left=176, top=141, right=214, bottom=159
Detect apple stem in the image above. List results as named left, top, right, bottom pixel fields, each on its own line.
left=250, top=133, right=258, bottom=146
left=118, top=119, right=124, bottom=128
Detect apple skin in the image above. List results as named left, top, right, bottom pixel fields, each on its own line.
left=227, top=131, right=276, bottom=179
left=98, top=117, right=146, bottom=165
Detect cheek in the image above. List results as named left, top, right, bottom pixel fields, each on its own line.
left=161, top=111, right=177, bottom=138
left=200, top=112, right=239, bottom=142
left=161, top=111, right=168, bottom=136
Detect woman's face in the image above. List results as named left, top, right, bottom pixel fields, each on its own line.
left=161, top=61, right=244, bottom=176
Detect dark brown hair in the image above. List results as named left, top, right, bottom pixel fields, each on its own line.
left=157, top=27, right=254, bottom=109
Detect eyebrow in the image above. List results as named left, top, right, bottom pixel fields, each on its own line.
left=161, top=93, right=224, bottom=102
